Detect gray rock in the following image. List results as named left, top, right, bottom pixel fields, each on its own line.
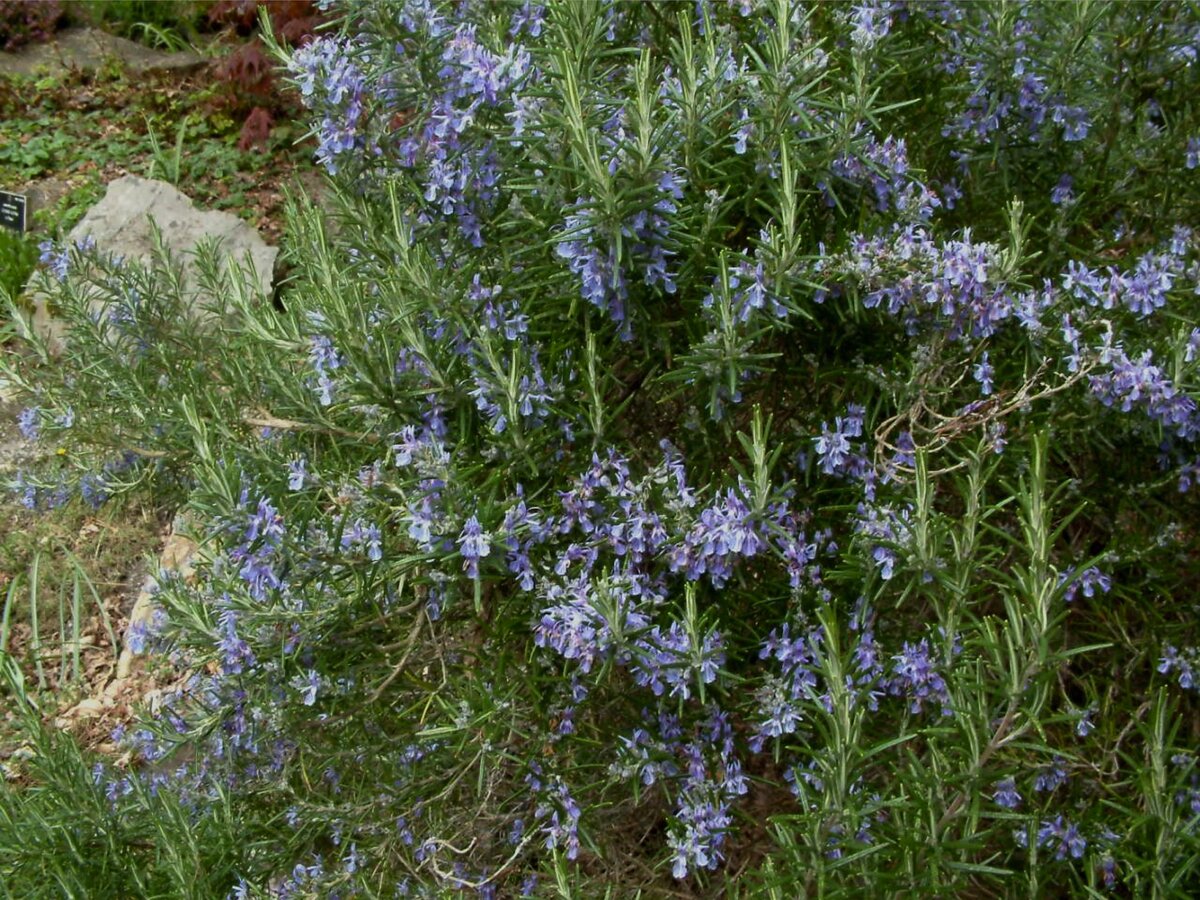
left=0, top=27, right=204, bottom=80
left=29, top=175, right=277, bottom=353
left=69, top=174, right=277, bottom=295
left=116, top=525, right=197, bottom=680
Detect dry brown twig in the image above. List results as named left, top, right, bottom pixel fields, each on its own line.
left=874, top=358, right=1097, bottom=479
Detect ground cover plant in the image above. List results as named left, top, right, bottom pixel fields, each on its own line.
left=3, top=0, right=1200, bottom=897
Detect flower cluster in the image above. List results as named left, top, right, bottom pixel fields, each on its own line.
left=289, top=37, right=373, bottom=175
left=1159, top=645, right=1200, bottom=691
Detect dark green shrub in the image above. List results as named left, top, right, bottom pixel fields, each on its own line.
left=0, top=228, right=36, bottom=303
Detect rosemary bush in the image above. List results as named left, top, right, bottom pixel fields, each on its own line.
left=4, top=1, right=1200, bottom=896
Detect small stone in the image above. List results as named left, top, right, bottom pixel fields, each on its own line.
left=115, top=524, right=198, bottom=680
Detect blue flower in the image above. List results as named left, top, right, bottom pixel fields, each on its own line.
left=16, top=407, right=40, bottom=441
left=287, top=457, right=307, bottom=491
left=992, top=777, right=1022, bottom=809
left=1053, top=104, right=1090, bottom=141
left=1159, top=645, right=1198, bottom=691
left=888, top=639, right=952, bottom=716
left=847, top=1, right=894, bottom=50
left=1051, top=174, right=1075, bottom=205
left=217, top=606, right=256, bottom=675
left=1036, top=815, right=1087, bottom=859
left=38, top=240, right=69, bottom=281
left=126, top=619, right=149, bottom=655
left=295, top=669, right=321, bottom=706
left=973, top=351, right=994, bottom=396
left=1035, top=758, right=1069, bottom=792
left=457, top=515, right=491, bottom=577
left=733, top=109, right=752, bottom=154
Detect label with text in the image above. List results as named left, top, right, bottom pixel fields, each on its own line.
left=0, top=191, right=27, bottom=233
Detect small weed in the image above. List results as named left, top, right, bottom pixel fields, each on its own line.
left=0, top=228, right=37, bottom=301
left=75, top=0, right=204, bottom=49
left=144, top=113, right=192, bottom=186
left=0, top=496, right=164, bottom=694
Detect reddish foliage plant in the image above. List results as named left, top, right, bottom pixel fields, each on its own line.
left=238, top=105, right=274, bottom=151
left=0, top=0, right=64, bottom=52
left=207, top=0, right=325, bottom=149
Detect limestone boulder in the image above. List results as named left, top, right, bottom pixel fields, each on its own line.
left=0, top=27, right=204, bottom=80
left=67, top=174, right=277, bottom=296
left=30, top=175, right=277, bottom=352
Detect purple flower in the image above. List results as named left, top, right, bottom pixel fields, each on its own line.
left=217, top=606, right=256, bottom=675
left=245, top=497, right=284, bottom=546
left=38, top=239, right=69, bottom=281
left=993, top=777, right=1022, bottom=809
left=457, top=515, right=491, bottom=577
left=1053, top=104, right=1090, bottom=141
left=1037, top=815, right=1087, bottom=859
left=289, top=37, right=373, bottom=175
left=77, top=472, right=107, bottom=509
left=529, top=770, right=581, bottom=860
left=1101, top=855, right=1117, bottom=888
left=296, top=669, right=320, bottom=706
left=287, top=457, right=307, bottom=491
left=973, top=351, right=994, bottom=396
left=1159, top=645, right=1198, bottom=691
left=733, top=109, right=752, bottom=154
left=892, top=431, right=916, bottom=469
left=1184, top=328, right=1200, bottom=364
left=1061, top=565, right=1112, bottom=603
left=407, top=495, right=438, bottom=550
left=126, top=619, right=149, bottom=655
left=1035, top=758, right=1069, bottom=792
left=510, top=2, right=544, bottom=38
left=888, top=638, right=952, bottom=715
left=1090, top=348, right=1198, bottom=439
left=838, top=227, right=1011, bottom=340
left=12, top=471, right=38, bottom=509
left=1050, top=173, right=1076, bottom=205
left=1187, top=137, right=1199, bottom=170
left=815, top=419, right=853, bottom=474
left=556, top=204, right=628, bottom=327
left=848, top=1, right=894, bottom=50
left=342, top=518, right=383, bottom=562
left=16, top=407, right=40, bottom=441
left=668, top=486, right=764, bottom=587
left=507, top=818, right=525, bottom=845
left=239, top=551, right=282, bottom=600
left=309, top=335, right=343, bottom=406
left=631, top=622, right=725, bottom=701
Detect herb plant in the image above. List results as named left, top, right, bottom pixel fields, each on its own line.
left=4, top=1, right=1200, bottom=897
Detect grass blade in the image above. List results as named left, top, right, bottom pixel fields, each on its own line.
left=69, top=554, right=118, bottom=672
left=71, top=571, right=83, bottom=685
left=1, top=571, right=20, bottom=655
left=29, top=551, right=44, bottom=691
